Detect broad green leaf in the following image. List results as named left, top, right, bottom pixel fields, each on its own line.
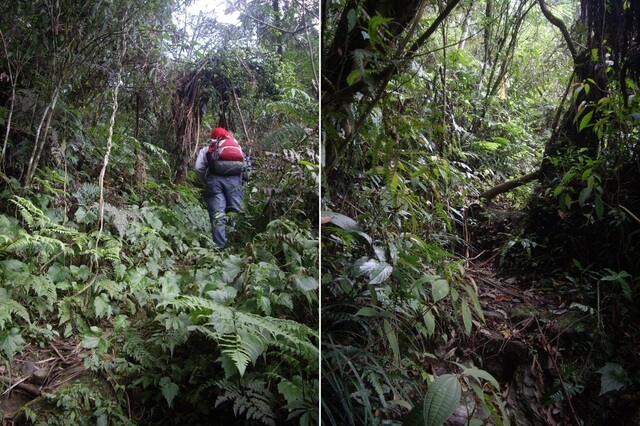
left=353, top=257, right=377, bottom=277
left=595, top=195, right=604, bottom=218
left=559, top=192, right=571, bottom=211
left=0, top=259, right=27, bottom=273
left=72, top=264, right=91, bottom=281
left=464, top=284, right=485, bottom=321
left=356, top=307, right=392, bottom=318
left=620, top=281, right=632, bottom=301
left=384, top=319, right=400, bottom=364
left=0, top=327, right=25, bottom=362
left=461, top=299, right=472, bottom=335
left=147, top=260, right=160, bottom=278
left=346, top=69, right=362, bottom=86
left=278, top=377, right=303, bottom=403
left=206, top=286, right=237, bottom=303
left=75, top=206, right=97, bottom=224
left=322, top=211, right=359, bottom=230
left=347, top=8, right=356, bottom=31
left=597, top=362, right=626, bottom=395
left=159, top=272, right=180, bottom=299
left=222, top=255, right=243, bottom=283
left=159, top=376, right=180, bottom=407
left=422, top=374, right=461, bottom=426
left=431, top=279, right=449, bottom=303
left=579, top=110, right=594, bottom=132
left=553, top=185, right=564, bottom=197
left=113, top=315, right=129, bottom=331
left=294, top=275, right=319, bottom=291
left=47, top=263, right=70, bottom=283
left=390, top=172, right=400, bottom=190
left=579, top=187, right=592, bottom=206
left=369, top=262, right=393, bottom=285
left=561, top=171, right=576, bottom=184
left=423, top=311, right=435, bottom=337
left=460, top=367, right=500, bottom=389
left=81, top=333, right=101, bottom=349
left=94, top=294, right=111, bottom=318
left=297, top=160, right=318, bottom=169
left=373, top=245, right=386, bottom=262
left=388, top=241, right=399, bottom=265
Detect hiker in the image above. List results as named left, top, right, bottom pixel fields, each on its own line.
left=195, top=127, right=249, bottom=249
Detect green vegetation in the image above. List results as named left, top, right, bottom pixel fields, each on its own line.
left=322, top=0, right=640, bottom=424
left=0, top=0, right=318, bottom=424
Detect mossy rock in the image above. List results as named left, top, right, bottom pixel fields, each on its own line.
left=550, top=310, right=590, bottom=336
left=510, top=305, right=539, bottom=323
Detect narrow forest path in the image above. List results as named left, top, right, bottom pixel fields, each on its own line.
left=468, top=263, right=577, bottom=426
left=0, top=335, right=104, bottom=424
left=459, top=207, right=635, bottom=426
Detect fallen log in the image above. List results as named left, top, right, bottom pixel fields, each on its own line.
left=479, top=170, right=541, bottom=202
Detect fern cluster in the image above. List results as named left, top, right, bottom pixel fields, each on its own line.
left=0, top=185, right=318, bottom=425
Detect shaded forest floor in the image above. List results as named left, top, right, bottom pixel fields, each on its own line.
left=0, top=336, right=101, bottom=424
left=458, top=204, right=640, bottom=426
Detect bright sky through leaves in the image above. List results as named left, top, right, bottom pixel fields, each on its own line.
left=188, top=0, right=240, bottom=24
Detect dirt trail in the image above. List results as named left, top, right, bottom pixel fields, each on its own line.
left=463, top=258, right=623, bottom=426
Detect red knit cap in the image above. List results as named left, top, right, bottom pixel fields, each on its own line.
left=211, top=127, right=230, bottom=139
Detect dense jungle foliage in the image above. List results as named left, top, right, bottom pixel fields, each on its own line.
left=0, top=0, right=319, bottom=424
left=321, top=0, right=640, bottom=424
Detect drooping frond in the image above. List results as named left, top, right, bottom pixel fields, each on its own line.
left=0, top=293, right=30, bottom=328
left=214, top=376, right=277, bottom=426
left=102, top=203, right=138, bottom=238
left=263, top=123, right=309, bottom=150
left=9, top=196, right=48, bottom=230
left=160, top=295, right=318, bottom=377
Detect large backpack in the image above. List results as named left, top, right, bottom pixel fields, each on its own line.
left=206, top=136, right=245, bottom=176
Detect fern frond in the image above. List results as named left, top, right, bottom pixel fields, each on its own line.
left=262, top=123, right=309, bottom=150
left=72, top=183, right=100, bottom=205
left=27, top=275, right=57, bottom=303
left=9, top=196, right=48, bottom=230
left=0, top=295, right=31, bottom=328
left=84, top=233, right=122, bottom=263
left=122, top=328, right=155, bottom=368
left=215, top=377, right=277, bottom=426
left=94, top=278, right=124, bottom=299
left=3, top=230, right=34, bottom=253
left=5, top=232, right=71, bottom=262
left=141, top=141, right=171, bottom=169
left=219, top=332, right=255, bottom=377
left=162, top=296, right=318, bottom=377
left=102, top=203, right=138, bottom=238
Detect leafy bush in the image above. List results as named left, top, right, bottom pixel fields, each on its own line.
left=0, top=180, right=318, bottom=425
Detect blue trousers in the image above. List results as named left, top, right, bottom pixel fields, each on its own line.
left=204, top=174, right=243, bottom=249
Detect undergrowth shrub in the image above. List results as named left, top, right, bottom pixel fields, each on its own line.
left=321, top=172, right=501, bottom=424
left=0, top=173, right=318, bottom=426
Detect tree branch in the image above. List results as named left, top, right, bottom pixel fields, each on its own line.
left=537, top=0, right=577, bottom=60
left=322, top=0, right=462, bottom=107
left=479, top=170, right=541, bottom=201
left=405, top=0, right=463, bottom=58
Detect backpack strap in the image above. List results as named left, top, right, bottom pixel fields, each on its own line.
left=205, top=139, right=219, bottom=172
